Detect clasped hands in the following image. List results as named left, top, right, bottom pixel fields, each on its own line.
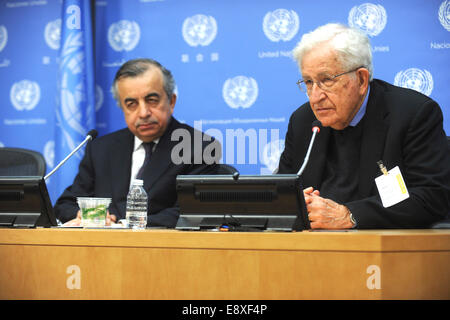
left=304, top=187, right=354, bottom=229
left=62, top=211, right=117, bottom=227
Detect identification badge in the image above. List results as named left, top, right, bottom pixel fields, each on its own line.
left=375, top=165, right=409, bottom=208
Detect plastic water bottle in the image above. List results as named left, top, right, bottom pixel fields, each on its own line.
left=126, top=179, right=148, bottom=230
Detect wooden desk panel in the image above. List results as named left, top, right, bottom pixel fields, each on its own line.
left=0, top=228, right=449, bottom=299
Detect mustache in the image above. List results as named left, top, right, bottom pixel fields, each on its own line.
left=135, top=118, right=159, bottom=128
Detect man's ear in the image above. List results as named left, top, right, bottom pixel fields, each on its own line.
left=169, top=93, right=177, bottom=114
left=357, top=68, right=370, bottom=93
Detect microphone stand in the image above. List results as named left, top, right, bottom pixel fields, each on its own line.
left=297, top=122, right=321, bottom=176
left=44, top=134, right=95, bottom=180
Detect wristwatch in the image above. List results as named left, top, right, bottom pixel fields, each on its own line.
left=349, top=211, right=357, bottom=228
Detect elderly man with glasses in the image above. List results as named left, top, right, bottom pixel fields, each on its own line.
left=277, top=23, right=450, bottom=229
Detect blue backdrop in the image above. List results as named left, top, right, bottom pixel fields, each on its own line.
left=1, top=0, right=449, bottom=204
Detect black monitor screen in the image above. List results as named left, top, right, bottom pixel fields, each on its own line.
left=176, top=174, right=309, bottom=231
left=0, top=176, right=57, bottom=228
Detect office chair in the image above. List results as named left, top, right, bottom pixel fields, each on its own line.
left=430, top=136, right=450, bottom=229
left=216, top=164, right=238, bottom=174
left=0, top=147, right=46, bottom=177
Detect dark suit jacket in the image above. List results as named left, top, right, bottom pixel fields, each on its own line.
left=54, top=117, right=220, bottom=227
left=278, top=79, right=450, bottom=228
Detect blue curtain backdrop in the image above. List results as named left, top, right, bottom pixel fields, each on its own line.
left=0, top=0, right=449, bottom=204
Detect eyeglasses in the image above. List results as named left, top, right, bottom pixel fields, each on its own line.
left=296, top=66, right=364, bottom=94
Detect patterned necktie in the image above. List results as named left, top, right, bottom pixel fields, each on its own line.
left=136, top=142, right=154, bottom=179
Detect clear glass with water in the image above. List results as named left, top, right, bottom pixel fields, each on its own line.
left=125, top=179, right=148, bottom=230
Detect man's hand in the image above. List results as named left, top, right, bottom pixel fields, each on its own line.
left=303, top=188, right=354, bottom=229
left=62, top=211, right=117, bottom=227
left=106, top=212, right=117, bottom=226
left=62, top=210, right=82, bottom=227
left=304, top=186, right=320, bottom=197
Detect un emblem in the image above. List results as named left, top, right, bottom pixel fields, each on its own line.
left=108, top=20, right=140, bottom=52
left=182, top=14, right=217, bottom=47
left=95, top=84, right=103, bottom=112
left=348, top=3, right=387, bottom=37
left=223, top=76, right=258, bottom=109
left=263, top=9, right=299, bottom=42
left=59, top=30, right=94, bottom=137
left=0, top=25, right=7, bottom=52
left=262, top=139, right=285, bottom=173
left=439, top=0, right=450, bottom=31
left=10, top=80, right=41, bottom=111
left=44, top=19, right=61, bottom=50
left=44, top=140, right=55, bottom=169
left=394, top=68, right=433, bottom=96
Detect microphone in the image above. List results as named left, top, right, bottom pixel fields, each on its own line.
left=297, top=120, right=322, bottom=176
left=44, top=129, right=98, bottom=180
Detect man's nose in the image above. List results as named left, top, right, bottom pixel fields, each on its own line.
left=137, top=101, right=151, bottom=117
left=308, top=83, right=326, bottom=103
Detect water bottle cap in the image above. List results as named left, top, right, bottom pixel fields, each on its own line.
left=132, top=179, right=144, bottom=186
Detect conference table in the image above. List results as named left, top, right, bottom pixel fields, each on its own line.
left=0, top=227, right=449, bottom=300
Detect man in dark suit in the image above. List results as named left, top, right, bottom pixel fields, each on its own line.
left=54, top=58, right=220, bottom=227
left=278, top=23, right=450, bottom=229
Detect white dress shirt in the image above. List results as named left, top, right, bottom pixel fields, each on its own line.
left=129, top=136, right=159, bottom=188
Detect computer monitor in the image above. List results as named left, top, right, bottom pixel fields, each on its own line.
left=0, top=176, right=57, bottom=228
left=175, top=174, right=310, bottom=231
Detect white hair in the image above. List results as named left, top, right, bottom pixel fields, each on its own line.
left=292, top=23, right=373, bottom=80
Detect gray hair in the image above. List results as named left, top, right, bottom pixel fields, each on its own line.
left=292, top=23, right=373, bottom=81
left=111, top=58, right=176, bottom=106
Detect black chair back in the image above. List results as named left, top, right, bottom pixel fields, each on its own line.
left=0, top=147, right=46, bottom=177
left=216, top=164, right=238, bottom=174
left=431, top=136, right=450, bottom=228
